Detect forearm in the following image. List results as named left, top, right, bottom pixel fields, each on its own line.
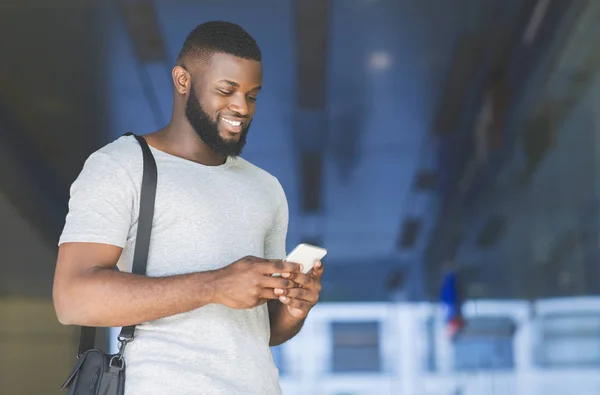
left=55, top=268, right=217, bottom=327
left=268, top=300, right=305, bottom=346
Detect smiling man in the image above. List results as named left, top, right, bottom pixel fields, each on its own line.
left=52, top=21, right=324, bottom=394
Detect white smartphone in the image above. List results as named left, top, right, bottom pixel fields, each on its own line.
left=272, top=243, right=327, bottom=276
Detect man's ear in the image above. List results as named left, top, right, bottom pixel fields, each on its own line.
left=172, top=65, right=191, bottom=95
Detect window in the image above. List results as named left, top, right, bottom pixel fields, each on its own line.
left=453, top=316, right=516, bottom=371
left=331, top=321, right=381, bottom=373
left=536, top=313, right=600, bottom=368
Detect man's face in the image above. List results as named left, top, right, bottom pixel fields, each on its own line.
left=185, top=53, right=263, bottom=158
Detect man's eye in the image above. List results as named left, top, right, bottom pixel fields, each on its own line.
left=218, top=90, right=232, bottom=96
left=248, top=96, right=257, bottom=102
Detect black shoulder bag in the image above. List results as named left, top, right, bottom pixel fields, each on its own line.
left=60, top=133, right=157, bottom=395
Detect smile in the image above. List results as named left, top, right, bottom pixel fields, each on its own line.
left=220, top=117, right=242, bottom=127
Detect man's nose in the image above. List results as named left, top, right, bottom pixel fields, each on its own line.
left=229, top=93, right=249, bottom=115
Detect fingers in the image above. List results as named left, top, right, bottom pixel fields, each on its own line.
left=259, top=289, right=281, bottom=301
left=278, top=295, right=312, bottom=311
left=260, top=276, right=298, bottom=290
left=309, top=260, right=324, bottom=278
left=279, top=287, right=318, bottom=304
left=259, top=259, right=303, bottom=275
left=285, top=261, right=323, bottom=287
left=286, top=272, right=315, bottom=288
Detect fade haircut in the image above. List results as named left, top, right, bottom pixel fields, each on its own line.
left=176, top=21, right=262, bottom=65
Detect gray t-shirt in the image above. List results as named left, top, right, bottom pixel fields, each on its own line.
left=59, top=135, right=288, bottom=394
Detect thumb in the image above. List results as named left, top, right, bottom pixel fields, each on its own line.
left=309, top=260, right=324, bottom=278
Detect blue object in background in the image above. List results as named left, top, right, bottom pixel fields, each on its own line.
left=440, top=268, right=464, bottom=326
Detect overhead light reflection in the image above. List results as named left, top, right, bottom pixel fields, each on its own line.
left=368, top=51, right=392, bottom=71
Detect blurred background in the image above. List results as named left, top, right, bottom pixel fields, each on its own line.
left=2, top=0, right=600, bottom=394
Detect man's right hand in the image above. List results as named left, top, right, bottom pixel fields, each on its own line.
left=212, top=256, right=302, bottom=309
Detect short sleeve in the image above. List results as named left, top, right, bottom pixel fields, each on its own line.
left=58, top=151, right=136, bottom=248
left=263, top=179, right=289, bottom=260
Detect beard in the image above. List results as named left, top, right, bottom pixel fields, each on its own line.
left=185, top=85, right=250, bottom=158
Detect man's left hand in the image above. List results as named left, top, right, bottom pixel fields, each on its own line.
left=274, top=261, right=323, bottom=318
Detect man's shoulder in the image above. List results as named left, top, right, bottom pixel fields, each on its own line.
left=83, top=134, right=143, bottom=174
left=94, top=134, right=142, bottom=163
left=234, top=157, right=283, bottom=192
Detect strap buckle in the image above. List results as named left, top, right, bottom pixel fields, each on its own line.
left=117, top=335, right=133, bottom=354
left=109, top=335, right=133, bottom=371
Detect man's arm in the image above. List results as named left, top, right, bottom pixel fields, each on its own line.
left=53, top=243, right=301, bottom=327
left=267, top=299, right=305, bottom=346
left=267, top=263, right=324, bottom=346
left=53, top=242, right=218, bottom=326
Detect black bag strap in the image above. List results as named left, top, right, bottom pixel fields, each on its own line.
left=78, top=133, right=158, bottom=355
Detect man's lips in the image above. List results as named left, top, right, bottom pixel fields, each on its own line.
left=220, top=117, right=243, bottom=127
left=219, top=116, right=246, bottom=133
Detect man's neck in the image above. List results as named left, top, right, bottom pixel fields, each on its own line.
left=147, top=123, right=226, bottom=166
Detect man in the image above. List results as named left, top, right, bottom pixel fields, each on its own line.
left=52, top=21, right=324, bottom=394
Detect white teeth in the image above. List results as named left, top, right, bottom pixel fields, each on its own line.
left=221, top=118, right=241, bottom=126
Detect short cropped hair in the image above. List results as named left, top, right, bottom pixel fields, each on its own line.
left=176, top=21, right=261, bottom=64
